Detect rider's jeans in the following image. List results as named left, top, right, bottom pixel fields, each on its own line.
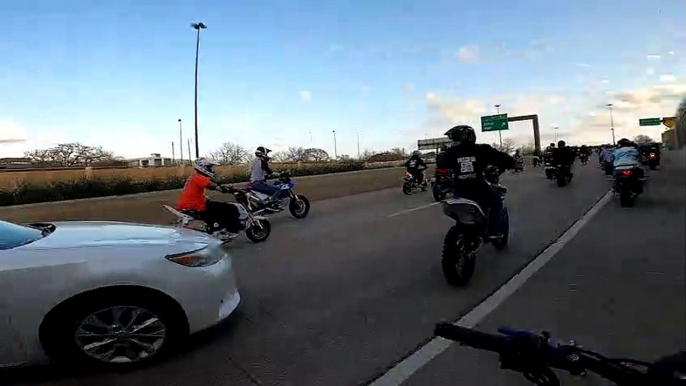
left=454, top=184, right=504, bottom=237
left=252, top=180, right=281, bottom=202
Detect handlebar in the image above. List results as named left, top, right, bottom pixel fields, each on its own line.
left=434, top=323, right=672, bottom=386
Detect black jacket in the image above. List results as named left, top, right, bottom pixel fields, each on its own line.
left=552, top=147, right=575, bottom=166
left=404, top=156, right=427, bottom=171
left=444, top=143, right=515, bottom=192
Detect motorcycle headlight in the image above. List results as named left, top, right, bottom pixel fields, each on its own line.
left=165, top=245, right=223, bottom=267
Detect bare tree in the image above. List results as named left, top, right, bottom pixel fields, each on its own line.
left=24, top=143, right=114, bottom=167
left=633, top=135, right=655, bottom=144
left=270, top=151, right=289, bottom=162
left=302, top=148, right=330, bottom=161
left=518, top=142, right=536, bottom=156
left=286, top=147, right=307, bottom=162
left=207, top=142, right=250, bottom=165
left=493, top=138, right=516, bottom=154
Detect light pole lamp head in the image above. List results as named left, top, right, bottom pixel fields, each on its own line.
left=607, top=103, right=613, bottom=108
left=192, top=22, right=207, bottom=30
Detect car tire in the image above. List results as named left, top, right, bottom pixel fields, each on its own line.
left=41, top=290, right=186, bottom=370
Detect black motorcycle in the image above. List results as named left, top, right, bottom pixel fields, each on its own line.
left=544, top=162, right=556, bottom=180
left=614, top=166, right=645, bottom=207
left=440, top=166, right=509, bottom=286
left=555, top=164, right=573, bottom=187
left=430, top=168, right=453, bottom=201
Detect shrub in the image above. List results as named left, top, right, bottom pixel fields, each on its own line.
left=0, top=161, right=373, bottom=207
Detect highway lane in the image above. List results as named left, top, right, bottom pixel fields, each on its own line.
left=401, top=153, right=686, bottom=385
left=7, top=164, right=611, bottom=386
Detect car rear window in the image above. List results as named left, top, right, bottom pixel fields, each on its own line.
left=0, top=221, right=43, bottom=250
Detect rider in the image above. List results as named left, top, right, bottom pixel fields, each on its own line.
left=543, top=143, right=556, bottom=164
left=552, top=140, right=576, bottom=178
left=613, top=138, right=644, bottom=188
left=250, top=146, right=282, bottom=209
left=177, top=158, right=242, bottom=237
left=600, top=144, right=615, bottom=175
left=443, top=125, right=516, bottom=239
left=404, top=150, right=428, bottom=187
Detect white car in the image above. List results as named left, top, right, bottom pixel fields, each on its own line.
left=0, top=219, right=241, bottom=369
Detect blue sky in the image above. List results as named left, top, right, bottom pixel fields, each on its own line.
left=1, top=0, right=684, bottom=158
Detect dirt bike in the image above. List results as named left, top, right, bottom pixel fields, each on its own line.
left=163, top=187, right=271, bottom=244
left=402, top=170, right=428, bottom=195
left=440, top=166, right=509, bottom=286
left=245, top=171, right=311, bottom=219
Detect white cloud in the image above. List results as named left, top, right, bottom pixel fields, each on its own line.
left=576, top=63, right=591, bottom=67
left=668, top=51, right=675, bottom=55
left=299, top=90, right=312, bottom=102
left=647, top=54, right=661, bottom=60
left=646, top=67, right=655, bottom=75
left=402, top=83, right=415, bottom=91
left=457, top=45, right=480, bottom=64
left=660, top=74, right=677, bottom=82
left=426, top=92, right=439, bottom=102
left=601, top=79, right=610, bottom=84
left=361, top=85, right=372, bottom=93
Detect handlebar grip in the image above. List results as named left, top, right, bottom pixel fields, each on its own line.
left=434, top=323, right=506, bottom=353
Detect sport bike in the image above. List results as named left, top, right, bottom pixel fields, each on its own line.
left=434, top=322, right=686, bottom=385
left=431, top=168, right=453, bottom=202
left=555, top=164, right=573, bottom=187
left=245, top=171, right=311, bottom=219
left=402, top=170, right=428, bottom=195
left=164, top=188, right=271, bottom=244
left=440, top=166, right=509, bottom=286
left=614, top=165, right=646, bottom=207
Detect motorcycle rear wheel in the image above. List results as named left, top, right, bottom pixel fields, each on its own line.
left=441, top=226, right=476, bottom=286
left=402, top=182, right=413, bottom=195
left=556, top=173, right=568, bottom=187
left=619, top=190, right=636, bottom=208
left=491, top=208, right=509, bottom=251
left=432, top=186, right=446, bottom=202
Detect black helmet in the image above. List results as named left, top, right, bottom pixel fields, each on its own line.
left=558, top=140, right=566, bottom=148
left=444, top=125, right=476, bottom=146
left=255, top=146, right=272, bottom=158
left=617, top=138, right=632, bottom=147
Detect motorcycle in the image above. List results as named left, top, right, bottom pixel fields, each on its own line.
left=511, top=157, right=525, bottom=174
left=430, top=168, right=453, bottom=202
left=245, top=171, right=311, bottom=219
left=647, top=152, right=659, bottom=170
left=532, top=156, right=542, bottom=168
left=555, top=164, right=573, bottom=187
left=544, top=162, right=556, bottom=180
left=614, top=165, right=645, bottom=207
left=440, top=166, right=509, bottom=286
left=163, top=188, right=271, bottom=244
left=402, top=170, right=428, bottom=195
left=579, top=153, right=589, bottom=165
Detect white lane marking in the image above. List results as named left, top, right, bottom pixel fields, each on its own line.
left=369, top=190, right=613, bottom=386
left=388, top=202, right=440, bottom=218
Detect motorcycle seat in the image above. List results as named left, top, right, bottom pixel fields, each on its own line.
left=180, top=209, right=202, bottom=219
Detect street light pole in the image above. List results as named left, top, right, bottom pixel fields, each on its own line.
left=357, top=134, right=360, bottom=159
left=495, top=104, right=502, bottom=148
left=178, top=119, right=183, bottom=165
left=554, top=126, right=559, bottom=142
left=191, top=22, right=207, bottom=159
left=607, top=103, right=616, bottom=145
left=332, top=130, right=338, bottom=159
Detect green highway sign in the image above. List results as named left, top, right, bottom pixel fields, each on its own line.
left=639, top=118, right=661, bottom=126
left=481, top=113, right=509, bottom=132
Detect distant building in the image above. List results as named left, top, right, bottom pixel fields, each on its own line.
left=0, top=157, right=33, bottom=170
left=127, top=153, right=174, bottom=167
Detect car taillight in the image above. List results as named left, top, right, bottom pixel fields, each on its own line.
left=621, top=170, right=632, bottom=176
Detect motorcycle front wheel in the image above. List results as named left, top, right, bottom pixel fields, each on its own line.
left=441, top=226, right=476, bottom=286
left=245, top=218, right=271, bottom=243
left=288, top=195, right=311, bottom=219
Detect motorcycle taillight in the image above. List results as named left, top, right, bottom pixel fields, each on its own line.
left=621, top=170, right=632, bottom=176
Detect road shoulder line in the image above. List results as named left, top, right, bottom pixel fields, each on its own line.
left=367, top=189, right=613, bottom=386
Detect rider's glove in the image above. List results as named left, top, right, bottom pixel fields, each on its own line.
left=218, top=185, right=234, bottom=194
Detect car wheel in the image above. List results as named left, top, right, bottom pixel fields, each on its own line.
left=41, top=292, right=186, bottom=369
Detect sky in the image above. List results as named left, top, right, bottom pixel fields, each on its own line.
left=1, top=0, right=685, bottom=159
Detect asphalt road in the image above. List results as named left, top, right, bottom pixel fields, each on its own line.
left=401, top=154, right=686, bottom=385
left=5, top=161, right=644, bottom=386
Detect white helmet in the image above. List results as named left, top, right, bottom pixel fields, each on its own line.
left=194, top=158, right=218, bottom=179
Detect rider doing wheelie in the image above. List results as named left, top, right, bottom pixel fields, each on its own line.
left=250, top=146, right=282, bottom=210
left=405, top=150, right=428, bottom=187
left=443, top=125, right=516, bottom=239
left=177, top=158, right=242, bottom=239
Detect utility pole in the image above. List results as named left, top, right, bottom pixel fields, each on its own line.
left=191, top=22, right=207, bottom=158
left=172, top=142, right=175, bottom=163
left=607, top=103, right=616, bottom=145
left=187, top=138, right=192, bottom=162
left=357, top=134, right=360, bottom=159
left=178, top=119, right=183, bottom=165
left=495, top=104, right=503, bottom=148
left=332, top=130, right=338, bottom=159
